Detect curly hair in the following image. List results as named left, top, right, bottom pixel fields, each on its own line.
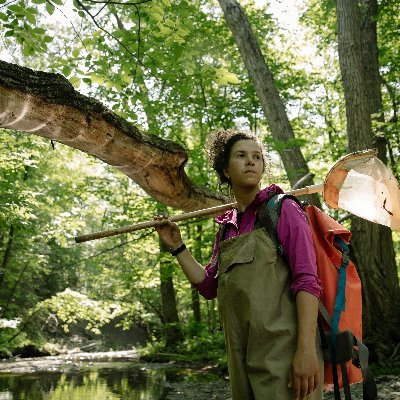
left=206, top=128, right=266, bottom=186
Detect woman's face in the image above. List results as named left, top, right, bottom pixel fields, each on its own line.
left=224, top=139, right=264, bottom=189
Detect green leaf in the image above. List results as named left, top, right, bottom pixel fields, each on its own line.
left=43, top=36, right=53, bottom=43
left=33, top=27, right=46, bottom=34
left=158, top=25, right=173, bottom=36
left=23, top=43, right=32, bottom=57
left=105, top=81, right=122, bottom=91
left=82, top=38, right=93, bottom=46
left=4, top=30, right=14, bottom=37
left=135, top=65, right=143, bottom=77
left=90, top=75, right=105, bottom=84
left=150, top=13, right=163, bottom=23
left=150, top=6, right=164, bottom=16
left=25, top=7, right=38, bottom=15
left=45, top=2, right=55, bottom=15
left=171, top=33, right=185, bottom=45
left=121, top=74, right=132, bottom=84
left=31, top=0, right=47, bottom=4
left=62, top=65, right=72, bottom=77
left=0, top=13, right=8, bottom=21
left=164, top=19, right=175, bottom=28
left=176, top=27, right=189, bottom=37
left=52, top=0, right=63, bottom=4
left=25, top=13, right=36, bottom=24
left=72, top=48, right=80, bottom=58
left=69, top=76, right=81, bottom=88
left=215, top=68, right=241, bottom=85
left=8, top=5, right=24, bottom=13
left=121, top=62, right=131, bottom=74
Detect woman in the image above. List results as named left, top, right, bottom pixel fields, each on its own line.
left=155, top=129, right=324, bottom=400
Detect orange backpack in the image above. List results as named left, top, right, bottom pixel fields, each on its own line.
left=258, top=194, right=377, bottom=400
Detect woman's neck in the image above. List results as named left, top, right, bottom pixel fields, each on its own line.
left=233, top=186, right=260, bottom=212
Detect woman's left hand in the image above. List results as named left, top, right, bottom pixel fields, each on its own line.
left=288, top=347, right=320, bottom=400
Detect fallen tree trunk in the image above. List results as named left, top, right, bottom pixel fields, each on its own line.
left=0, top=60, right=225, bottom=211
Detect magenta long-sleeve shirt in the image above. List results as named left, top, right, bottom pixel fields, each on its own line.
left=194, top=185, right=322, bottom=300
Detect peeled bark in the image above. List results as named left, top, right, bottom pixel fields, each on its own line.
left=0, top=60, right=225, bottom=212
left=335, top=0, right=400, bottom=360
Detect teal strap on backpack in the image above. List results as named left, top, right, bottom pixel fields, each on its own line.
left=331, top=237, right=350, bottom=349
left=331, top=237, right=350, bottom=400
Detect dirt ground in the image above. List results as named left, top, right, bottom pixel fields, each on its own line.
left=162, top=363, right=400, bottom=400
left=163, top=376, right=400, bottom=400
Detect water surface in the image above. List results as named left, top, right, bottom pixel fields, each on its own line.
left=0, top=361, right=221, bottom=400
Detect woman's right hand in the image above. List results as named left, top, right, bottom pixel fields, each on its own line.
left=154, top=215, right=183, bottom=250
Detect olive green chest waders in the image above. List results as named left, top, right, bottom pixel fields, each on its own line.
left=217, top=228, right=324, bottom=400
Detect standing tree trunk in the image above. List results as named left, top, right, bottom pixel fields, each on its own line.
left=159, top=238, right=184, bottom=348
left=191, top=224, right=203, bottom=323
left=0, top=225, right=14, bottom=293
left=335, top=0, right=400, bottom=361
left=217, top=0, right=319, bottom=206
left=157, top=203, right=183, bottom=348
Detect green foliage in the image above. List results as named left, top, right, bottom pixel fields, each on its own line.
left=0, top=0, right=53, bottom=56
left=177, top=321, right=225, bottom=360
left=144, top=321, right=227, bottom=366
left=0, top=326, right=29, bottom=357
left=1, top=0, right=399, bottom=356
left=37, top=288, right=127, bottom=334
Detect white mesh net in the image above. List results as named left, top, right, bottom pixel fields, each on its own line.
left=337, top=157, right=400, bottom=231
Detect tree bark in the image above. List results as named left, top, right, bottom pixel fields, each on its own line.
left=191, top=224, right=203, bottom=323
left=217, top=0, right=319, bottom=205
left=156, top=202, right=183, bottom=348
left=0, top=60, right=226, bottom=212
left=0, top=225, right=14, bottom=293
left=335, top=0, right=400, bottom=361
left=159, top=237, right=183, bottom=348
left=335, top=0, right=373, bottom=149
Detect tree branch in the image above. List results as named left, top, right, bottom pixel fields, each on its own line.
left=0, top=60, right=226, bottom=211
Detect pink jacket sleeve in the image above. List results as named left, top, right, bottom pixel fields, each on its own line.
left=277, top=199, right=322, bottom=298
left=193, top=234, right=220, bottom=300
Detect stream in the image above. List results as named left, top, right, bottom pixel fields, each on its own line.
left=0, top=351, right=231, bottom=400
left=1, top=351, right=399, bottom=399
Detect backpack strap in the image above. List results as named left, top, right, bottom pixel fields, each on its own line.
left=319, top=301, right=377, bottom=400
left=219, top=223, right=228, bottom=243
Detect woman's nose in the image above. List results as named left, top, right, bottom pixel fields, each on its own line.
left=246, top=156, right=255, bottom=165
